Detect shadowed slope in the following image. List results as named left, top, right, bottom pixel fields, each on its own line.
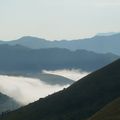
left=0, top=93, right=20, bottom=114
left=1, top=59, right=120, bottom=120
left=89, top=98, right=120, bottom=120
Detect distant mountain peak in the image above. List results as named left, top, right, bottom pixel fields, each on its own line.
left=0, top=33, right=120, bottom=55
left=96, top=32, right=120, bottom=37
left=18, top=36, right=48, bottom=42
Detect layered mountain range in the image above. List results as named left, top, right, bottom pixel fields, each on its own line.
left=0, top=44, right=118, bottom=75
left=0, top=33, right=120, bottom=55
left=0, top=33, right=120, bottom=120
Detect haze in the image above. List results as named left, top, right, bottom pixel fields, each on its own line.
left=0, top=0, right=120, bottom=40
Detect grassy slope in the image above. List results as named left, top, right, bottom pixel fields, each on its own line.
left=89, top=98, right=120, bottom=120
left=1, top=59, right=120, bottom=120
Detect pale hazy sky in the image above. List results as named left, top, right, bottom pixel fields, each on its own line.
left=0, top=0, right=120, bottom=40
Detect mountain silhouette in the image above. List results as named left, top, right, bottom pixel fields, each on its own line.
left=96, top=32, right=119, bottom=36
left=1, top=59, right=120, bottom=120
left=0, top=44, right=118, bottom=75
left=0, top=33, right=120, bottom=55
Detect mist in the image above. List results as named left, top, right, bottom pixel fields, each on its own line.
left=42, top=69, right=89, bottom=81
left=0, top=69, right=89, bottom=105
left=0, top=75, right=69, bottom=105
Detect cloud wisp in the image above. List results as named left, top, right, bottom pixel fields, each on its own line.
left=42, top=69, right=89, bottom=81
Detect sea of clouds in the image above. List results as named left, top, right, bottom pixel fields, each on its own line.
left=0, top=75, right=69, bottom=105
left=0, top=69, right=89, bottom=105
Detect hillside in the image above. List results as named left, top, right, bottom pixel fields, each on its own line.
left=5, top=73, right=74, bottom=85
left=28, top=73, right=74, bottom=85
left=89, top=98, right=120, bottom=120
left=0, top=45, right=118, bottom=75
left=1, top=33, right=120, bottom=55
left=1, top=59, right=120, bottom=120
left=0, top=93, right=20, bottom=114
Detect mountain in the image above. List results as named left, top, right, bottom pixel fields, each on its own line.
left=0, top=93, right=20, bottom=114
left=96, top=32, right=119, bottom=36
left=0, top=44, right=118, bottom=75
left=1, top=33, right=120, bottom=55
left=7, top=36, right=49, bottom=49
left=1, top=59, right=120, bottom=120
left=28, top=73, right=74, bottom=85
left=7, top=73, right=74, bottom=85
left=89, top=98, right=120, bottom=120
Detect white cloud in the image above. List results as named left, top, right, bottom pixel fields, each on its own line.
left=0, top=69, right=89, bottom=105
left=42, top=69, right=89, bottom=81
left=0, top=75, right=69, bottom=105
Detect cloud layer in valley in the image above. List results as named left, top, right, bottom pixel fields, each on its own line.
left=43, top=69, right=89, bottom=81
left=0, top=75, right=69, bottom=105
left=0, top=69, right=89, bottom=105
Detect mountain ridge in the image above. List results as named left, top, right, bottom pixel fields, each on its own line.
left=0, top=33, right=120, bottom=55
left=0, top=44, right=118, bottom=74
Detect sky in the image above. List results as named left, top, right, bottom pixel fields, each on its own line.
left=0, top=0, right=120, bottom=40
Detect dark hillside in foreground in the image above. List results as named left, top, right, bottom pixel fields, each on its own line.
left=1, top=59, right=120, bottom=120
left=89, top=98, right=120, bottom=120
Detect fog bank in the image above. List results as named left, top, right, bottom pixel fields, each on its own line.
left=0, top=75, right=69, bottom=105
